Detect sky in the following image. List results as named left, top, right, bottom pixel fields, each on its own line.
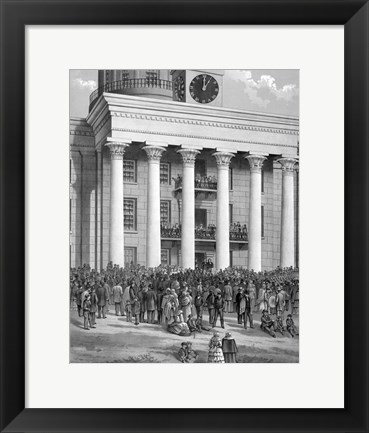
left=70, top=69, right=299, bottom=118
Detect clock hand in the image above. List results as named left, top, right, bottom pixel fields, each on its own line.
left=202, top=76, right=207, bottom=91
left=204, top=77, right=212, bottom=89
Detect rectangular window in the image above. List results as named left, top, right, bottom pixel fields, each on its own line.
left=195, top=160, right=206, bottom=177
left=121, top=70, right=129, bottom=80
left=146, top=70, right=159, bottom=82
left=229, top=251, right=233, bottom=267
left=124, top=198, right=137, bottom=231
left=261, top=205, right=265, bottom=238
left=195, top=208, right=207, bottom=227
left=161, top=248, right=171, bottom=266
left=160, top=200, right=171, bottom=226
left=123, top=160, right=137, bottom=183
left=261, top=169, right=265, bottom=193
left=160, top=162, right=171, bottom=185
left=229, top=204, right=233, bottom=224
left=229, top=167, right=233, bottom=190
left=124, top=247, right=137, bottom=267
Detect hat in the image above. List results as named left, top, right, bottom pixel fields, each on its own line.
left=224, top=332, right=232, bottom=339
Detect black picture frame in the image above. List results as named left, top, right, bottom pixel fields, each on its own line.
left=1, top=1, right=368, bottom=432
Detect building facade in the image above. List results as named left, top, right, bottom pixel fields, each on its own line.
left=70, top=69, right=299, bottom=271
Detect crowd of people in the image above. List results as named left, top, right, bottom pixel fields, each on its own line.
left=70, top=263, right=299, bottom=339
left=160, top=222, right=248, bottom=241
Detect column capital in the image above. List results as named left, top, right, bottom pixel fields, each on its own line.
left=143, top=145, right=166, bottom=161
left=213, top=151, right=234, bottom=167
left=245, top=154, right=267, bottom=172
left=177, top=148, right=200, bottom=165
left=277, top=157, right=298, bottom=175
left=105, top=142, right=130, bottom=160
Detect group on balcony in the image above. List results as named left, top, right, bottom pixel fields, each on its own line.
left=229, top=222, right=248, bottom=241
left=173, top=174, right=217, bottom=190
left=160, top=222, right=248, bottom=241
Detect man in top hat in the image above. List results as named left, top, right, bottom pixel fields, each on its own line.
left=96, top=281, right=109, bottom=319
left=146, top=283, right=157, bottom=324
left=156, top=286, right=165, bottom=325
left=206, top=287, right=216, bottom=327
left=223, top=280, right=233, bottom=313
left=275, top=286, right=288, bottom=321
left=222, top=332, right=238, bottom=363
left=89, top=288, right=98, bottom=327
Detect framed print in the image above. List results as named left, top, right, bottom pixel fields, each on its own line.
left=0, top=0, right=368, bottom=432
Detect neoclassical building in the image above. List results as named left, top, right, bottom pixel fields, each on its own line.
left=70, top=69, right=299, bottom=271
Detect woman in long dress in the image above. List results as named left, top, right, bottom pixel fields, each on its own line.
left=208, top=331, right=225, bottom=363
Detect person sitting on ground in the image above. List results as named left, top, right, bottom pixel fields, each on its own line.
left=286, top=314, right=299, bottom=337
left=260, top=309, right=276, bottom=338
left=275, top=316, right=285, bottom=335
left=186, top=314, right=198, bottom=332
left=186, top=342, right=198, bottom=363
left=178, top=342, right=188, bottom=363
left=168, top=310, right=191, bottom=336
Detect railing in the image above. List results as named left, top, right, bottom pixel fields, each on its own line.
left=89, top=78, right=173, bottom=109
left=161, top=224, right=248, bottom=242
left=173, top=176, right=217, bottom=190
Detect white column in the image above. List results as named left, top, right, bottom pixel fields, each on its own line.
left=213, top=152, right=234, bottom=270
left=245, top=154, right=266, bottom=272
left=143, top=145, right=166, bottom=268
left=177, top=148, right=200, bottom=269
left=277, top=157, right=297, bottom=268
left=105, top=141, right=130, bottom=267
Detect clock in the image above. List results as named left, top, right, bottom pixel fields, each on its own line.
left=189, top=74, right=219, bottom=104
left=174, top=76, right=185, bottom=102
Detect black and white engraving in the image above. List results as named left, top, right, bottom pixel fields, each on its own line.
left=69, top=69, right=299, bottom=363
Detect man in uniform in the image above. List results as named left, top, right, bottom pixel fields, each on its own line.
left=194, top=290, right=204, bottom=319
left=112, top=281, right=123, bottom=316
left=82, top=293, right=92, bottom=330
left=96, top=282, right=109, bottom=319
left=213, top=289, right=225, bottom=329
left=206, top=287, right=216, bottom=327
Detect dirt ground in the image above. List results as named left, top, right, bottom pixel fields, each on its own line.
left=70, top=307, right=299, bottom=363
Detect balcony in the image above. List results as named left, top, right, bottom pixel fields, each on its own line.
left=161, top=224, right=248, bottom=243
left=89, top=77, right=173, bottom=111
left=173, top=175, right=218, bottom=199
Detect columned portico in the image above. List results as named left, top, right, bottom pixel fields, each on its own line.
left=245, top=154, right=266, bottom=272
left=143, top=145, right=166, bottom=268
left=105, top=139, right=130, bottom=267
left=177, top=148, right=200, bottom=269
left=277, top=157, right=298, bottom=268
left=213, top=152, right=234, bottom=270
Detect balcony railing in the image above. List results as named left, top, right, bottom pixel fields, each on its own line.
left=161, top=224, right=248, bottom=242
left=173, top=175, right=217, bottom=190
left=89, top=77, right=173, bottom=110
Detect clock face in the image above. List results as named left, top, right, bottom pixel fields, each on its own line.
left=174, top=76, right=185, bottom=101
left=189, top=74, right=219, bottom=104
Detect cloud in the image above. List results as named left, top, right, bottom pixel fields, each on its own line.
left=227, top=70, right=298, bottom=109
left=72, top=78, right=97, bottom=91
